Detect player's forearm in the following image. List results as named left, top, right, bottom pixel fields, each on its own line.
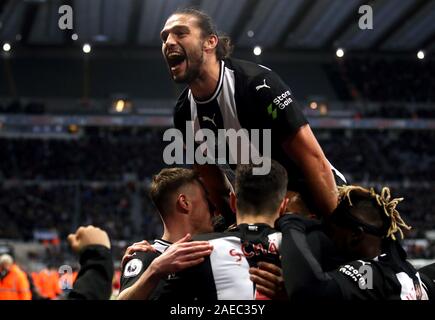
left=117, top=266, right=161, bottom=300
left=303, top=156, right=338, bottom=216
left=282, top=125, right=338, bottom=217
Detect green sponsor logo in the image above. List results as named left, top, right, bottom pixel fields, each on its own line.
left=267, top=103, right=277, bottom=120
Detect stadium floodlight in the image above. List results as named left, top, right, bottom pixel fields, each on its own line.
left=336, top=48, right=344, bottom=58
left=82, top=43, right=91, bottom=54
left=417, top=50, right=425, bottom=60
left=115, top=100, right=125, bottom=112
left=3, top=42, right=11, bottom=52
left=253, top=46, right=262, bottom=56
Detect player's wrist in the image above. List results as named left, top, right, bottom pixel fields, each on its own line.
left=148, top=259, right=165, bottom=279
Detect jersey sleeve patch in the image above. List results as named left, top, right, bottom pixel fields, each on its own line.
left=123, top=258, right=143, bottom=278
left=249, top=71, right=308, bottom=139
left=336, top=260, right=374, bottom=290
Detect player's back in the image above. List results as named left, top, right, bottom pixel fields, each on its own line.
left=158, top=224, right=281, bottom=300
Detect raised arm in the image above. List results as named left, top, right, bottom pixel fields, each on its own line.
left=282, top=125, right=338, bottom=216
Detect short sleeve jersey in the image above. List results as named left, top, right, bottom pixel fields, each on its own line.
left=173, top=58, right=309, bottom=190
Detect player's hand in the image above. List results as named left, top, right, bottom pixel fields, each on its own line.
left=121, top=240, right=156, bottom=269
left=249, top=262, right=287, bottom=300
left=67, top=225, right=111, bottom=253
left=149, top=233, right=213, bottom=277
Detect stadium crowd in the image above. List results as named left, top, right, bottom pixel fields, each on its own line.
left=1, top=128, right=434, bottom=241
left=329, top=57, right=435, bottom=103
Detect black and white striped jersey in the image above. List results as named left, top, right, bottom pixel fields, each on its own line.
left=158, top=223, right=281, bottom=300
left=173, top=57, right=346, bottom=191
left=119, top=239, right=171, bottom=300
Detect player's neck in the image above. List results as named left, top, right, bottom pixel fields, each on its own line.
left=236, top=213, right=278, bottom=228
left=161, top=221, right=192, bottom=243
left=189, top=58, right=220, bottom=101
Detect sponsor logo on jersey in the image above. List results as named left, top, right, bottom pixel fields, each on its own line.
left=267, top=104, right=277, bottom=120
left=338, top=262, right=373, bottom=290
left=273, top=90, right=292, bottom=110
left=202, top=114, right=217, bottom=127
left=123, top=258, right=143, bottom=278
left=255, top=79, right=270, bottom=91
left=267, top=90, right=293, bottom=119
left=339, top=264, right=364, bottom=283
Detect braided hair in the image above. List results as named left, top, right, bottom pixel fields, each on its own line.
left=338, top=185, right=411, bottom=240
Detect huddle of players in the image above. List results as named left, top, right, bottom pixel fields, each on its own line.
left=117, top=161, right=435, bottom=301
left=115, top=8, right=435, bottom=300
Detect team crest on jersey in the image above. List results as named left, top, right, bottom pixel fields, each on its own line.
left=124, top=258, right=143, bottom=278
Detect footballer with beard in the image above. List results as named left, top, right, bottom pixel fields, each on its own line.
left=160, top=8, right=346, bottom=226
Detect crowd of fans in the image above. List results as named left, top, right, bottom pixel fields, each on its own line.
left=1, top=128, right=434, bottom=184
left=319, top=129, right=435, bottom=183
left=0, top=127, right=433, bottom=255
left=0, top=183, right=160, bottom=242
left=0, top=128, right=165, bottom=181
left=357, top=104, right=435, bottom=119
left=0, top=100, right=45, bottom=115
left=328, top=57, right=435, bottom=103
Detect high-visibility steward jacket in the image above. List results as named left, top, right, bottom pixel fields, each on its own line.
left=0, top=264, right=32, bottom=300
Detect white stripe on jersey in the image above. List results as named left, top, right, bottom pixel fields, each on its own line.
left=208, top=232, right=282, bottom=300
left=152, top=239, right=171, bottom=254
left=218, top=66, right=241, bottom=132
left=188, top=61, right=262, bottom=173
left=395, top=272, right=429, bottom=300
left=209, top=236, right=254, bottom=300
left=267, top=232, right=282, bottom=252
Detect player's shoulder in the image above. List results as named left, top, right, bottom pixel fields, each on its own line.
left=152, top=238, right=172, bottom=253
left=173, top=87, right=191, bottom=129
left=122, top=250, right=158, bottom=276
left=121, top=239, right=170, bottom=280
left=330, top=258, right=387, bottom=299
left=174, top=87, right=190, bottom=112
left=192, top=232, right=237, bottom=241
left=224, top=58, right=274, bottom=82
left=336, top=259, right=375, bottom=279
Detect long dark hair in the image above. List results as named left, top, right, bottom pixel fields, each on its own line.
left=173, top=8, right=233, bottom=60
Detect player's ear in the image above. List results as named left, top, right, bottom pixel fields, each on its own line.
left=279, top=197, right=290, bottom=216
left=203, top=34, right=218, bottom=53
left=177, top=194, right=190, bottom=214
left=229, top=191, right=237, bottom=214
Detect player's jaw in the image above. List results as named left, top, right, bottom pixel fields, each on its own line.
left=164, top=43, right=203, bottom=84
left=165, top=46, right=187, bottom=78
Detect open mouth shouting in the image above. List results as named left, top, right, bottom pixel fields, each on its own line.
left=166, top=50, right=187, bottom=74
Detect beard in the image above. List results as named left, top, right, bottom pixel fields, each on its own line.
left=166, top=41, right=204, bottom=84
left=175, top=53, right=203, bottom=84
